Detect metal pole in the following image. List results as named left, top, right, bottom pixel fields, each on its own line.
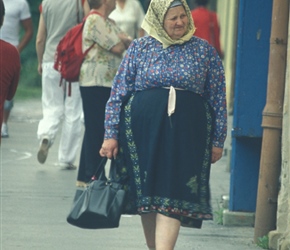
left=254, top=0, right=289, bottom=242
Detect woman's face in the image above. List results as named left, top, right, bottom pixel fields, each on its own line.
left=163, top=6, right=188, bottom=40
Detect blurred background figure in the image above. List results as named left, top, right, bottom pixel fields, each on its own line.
left=36, top=0, right=89, bottom=168
left=109, top=0, right=145, bottom=41
left=191, top=0, right=223, bottom=58
left=0, top=0, right=21, bottom=144
left=0, top=0, right=33, bottom=138
left=76, top=0, right=132, bottom=187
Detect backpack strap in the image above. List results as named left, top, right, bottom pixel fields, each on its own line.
left=66, top=10, right=100, bottom=97
left=66, top=42, right=94, bottom=96
left=83, top=42, right=95, bottom=56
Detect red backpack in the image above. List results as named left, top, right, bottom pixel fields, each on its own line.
left=53, top=12, right=99, bottom=95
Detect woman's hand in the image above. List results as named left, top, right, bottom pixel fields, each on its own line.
left=110, top=33, right=132, bottom=55
left=211, top=147, right=223, bottom=164
left=99, top=139, right=118, bottom=159
left=118, top=33, right=133, bottom=49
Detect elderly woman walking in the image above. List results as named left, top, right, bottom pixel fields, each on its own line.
left=100, top=0, right=227, bottom=249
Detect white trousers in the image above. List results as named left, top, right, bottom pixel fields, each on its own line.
left=37, top=63, right=83, bottom=164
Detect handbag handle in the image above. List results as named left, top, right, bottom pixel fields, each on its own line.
left=91, top=158, right=118, bottom=182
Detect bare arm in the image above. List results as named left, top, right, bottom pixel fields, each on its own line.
left=35, top=14, right=47, bottom=75
left=17, top=18, right=33, bottom=53
left=83, top=0, right=90, bottom=16
left=110, top=42, right=126, bottom=55
left=110, top=33, right=132, bottom=55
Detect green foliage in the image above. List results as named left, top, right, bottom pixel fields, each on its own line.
left=15, top=84, right=42, bottom=100
left=20, top=56, right=41, bottom=87
left=213, top=200, right=224, bottom=225
left=256, top=235, right=269, bottom=249
left=214, top=207, right=224, bottom=225
left=18, top=0, right=42, bottom=88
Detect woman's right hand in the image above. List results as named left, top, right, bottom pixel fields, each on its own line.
left=99, top=139, right=118, bottom=159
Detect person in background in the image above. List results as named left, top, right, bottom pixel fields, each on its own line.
left=76, top=0, right=132, bottom=187
left=191, top=0, right=223, bottom=58
left=0, top=0, right=21, bottom=145
left=100, top=0, right=227, bottom=249
left=35, top=0, right=90, bottom=169
left=109, top=0, right=145, bottom=41
left=0, top=0, right=33, bottom=138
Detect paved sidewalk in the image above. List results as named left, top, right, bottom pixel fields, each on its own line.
left=0, top=99, right=260, bottom=250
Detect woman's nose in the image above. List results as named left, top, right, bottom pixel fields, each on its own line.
left=176, top=18, right=183, bottom=25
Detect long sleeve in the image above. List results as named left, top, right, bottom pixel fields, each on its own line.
left=203, top=46, right=227, bottom=148
left=104, top=42, right=136, bottom=139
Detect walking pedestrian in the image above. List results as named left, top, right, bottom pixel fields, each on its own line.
left=109, top=0, right=145, bottom=40
left=0, top=0, right=21, bottom=144
left=36, top=0, right=90, bottom=169
left=76, top=0, right=132, bottom=186
left=0, top=0, right=33, bottom=138
left=191, top=0, right=223, bottom=58
left=100, top=0, right=227, bottom=249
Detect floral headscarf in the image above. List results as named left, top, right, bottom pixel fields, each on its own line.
left=141, top=0, right=196, bottom=48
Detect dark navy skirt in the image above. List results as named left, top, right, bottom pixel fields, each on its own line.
left=116, top=88, right=214, bottom=228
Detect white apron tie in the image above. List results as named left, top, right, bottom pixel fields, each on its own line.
left=164, top=86, right=184, bottom=117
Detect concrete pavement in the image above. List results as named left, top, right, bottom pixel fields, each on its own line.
left=0, top=98, right=260, bottom=250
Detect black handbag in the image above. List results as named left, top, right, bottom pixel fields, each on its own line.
left=67, top=158, right=126, bottom=229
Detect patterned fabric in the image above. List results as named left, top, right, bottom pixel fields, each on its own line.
left=104, top=36, right=227, bottom=148
left=116, top=89, right=214, bottom=228
left=79, top=13, right=123, bottom=87
left=141, top=0, right=196, bottom=48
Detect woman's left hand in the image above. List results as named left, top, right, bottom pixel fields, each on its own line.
left=211, top=147, right=223, bottom=164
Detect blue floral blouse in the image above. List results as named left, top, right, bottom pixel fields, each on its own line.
left=104, top=36, right=227, bottom=148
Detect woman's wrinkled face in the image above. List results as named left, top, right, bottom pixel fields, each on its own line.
left=163, top=6, right=188, bottom=40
